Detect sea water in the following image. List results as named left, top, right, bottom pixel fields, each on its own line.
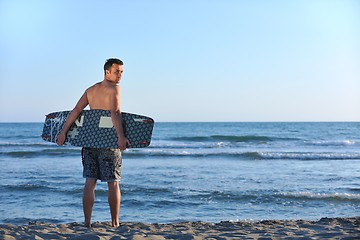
left=0, top=122, right=359, bottom=225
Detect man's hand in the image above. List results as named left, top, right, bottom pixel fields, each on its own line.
left=118, top=136, right=130, bottom=151
left=56, top=132, right=66, bottom=146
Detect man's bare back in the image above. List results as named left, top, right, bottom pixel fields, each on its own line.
left=86, top=81, right=119, bottom=111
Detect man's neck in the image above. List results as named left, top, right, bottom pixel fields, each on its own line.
left=103, top=78, right=118, bottom=86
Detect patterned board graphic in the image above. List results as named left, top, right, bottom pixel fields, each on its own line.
left=42, top=110, right=154, bottom=148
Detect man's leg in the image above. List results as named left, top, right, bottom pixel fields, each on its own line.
left=83, top=178, right=97, bottom=227
left=108, top=181, right=121, bottom=227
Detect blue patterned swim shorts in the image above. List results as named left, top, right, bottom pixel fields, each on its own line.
left=81, top=147, right=122, bottom=182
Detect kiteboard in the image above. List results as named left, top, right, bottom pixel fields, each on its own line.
left=41, top=110, right=154, bottom=148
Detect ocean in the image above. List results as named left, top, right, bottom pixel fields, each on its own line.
left=0, top=122, right=359, bottom=225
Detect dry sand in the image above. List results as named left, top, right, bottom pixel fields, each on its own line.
left=1, top=217, right=359, bottom=239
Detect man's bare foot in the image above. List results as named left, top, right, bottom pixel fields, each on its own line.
left=112, top=221, right=120, bottom=227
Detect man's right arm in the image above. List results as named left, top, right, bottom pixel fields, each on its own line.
left=110, top=86, right=129, bottom=151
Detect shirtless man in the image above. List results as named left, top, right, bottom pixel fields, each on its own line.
left=56, top=58, right=129, bottom=227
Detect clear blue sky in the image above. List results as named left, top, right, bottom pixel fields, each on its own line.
left=1, top=0, right=359, bottom=122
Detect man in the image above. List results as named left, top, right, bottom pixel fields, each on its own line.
left=56, top=58, right=129, bottom=227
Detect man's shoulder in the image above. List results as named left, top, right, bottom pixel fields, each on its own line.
left=86, top=82, right=101, bottom=91
left=87, top=81, right=119, bottom=90
left=106, top=82, right=120, bottom=93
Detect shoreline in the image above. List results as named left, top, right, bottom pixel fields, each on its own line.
left=1, top=217, right=359, bottom=239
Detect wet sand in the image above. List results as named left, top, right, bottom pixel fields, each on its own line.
left=1, top=217, right=359, bottom=239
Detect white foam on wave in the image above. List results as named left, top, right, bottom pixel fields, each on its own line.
left=308, top=140, right=356, bottom=146
left=277, top=192, right=360, bottom=201
left=258, top=152, right=360, bottom=160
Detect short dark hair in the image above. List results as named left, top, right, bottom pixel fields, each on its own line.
left=104, top=58, right=123, bottom=74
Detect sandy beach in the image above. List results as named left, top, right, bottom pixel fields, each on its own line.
left=1, top=217, right=359, bottom=239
